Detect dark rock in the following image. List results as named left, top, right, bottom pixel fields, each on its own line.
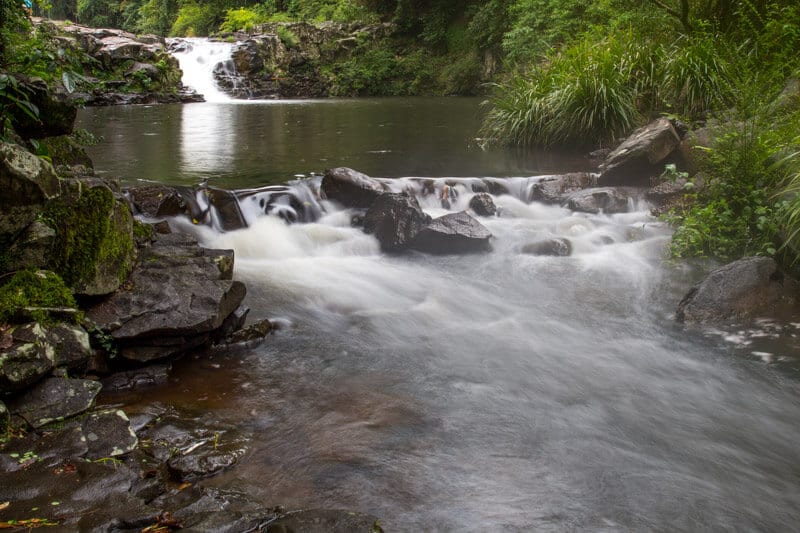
left=0, top=400, right=7, bottom=435
left=599, top=118, right=682, bottom=186
left=322, top=167, right=387, bottom=208
left=9, top=79, right=77, bottom=139
left=46, top=179, right=136, bottom=296
left=38, top=134, right=94, bottom=170
left=469, top=192, right=497, bottom=217
left=8, top=377, right=101, bottom=428
left=217, top=305, right=250, bottom=339
left=676, top=257, right=798, bottom=324
left=153, top=220, right=172, bottom=234
left=0, top=141, right=60, bottom=247
left=410, top=211, right=492, bottom=254
left=4, top=220, right=56, bottom=271
left=363, top=192, right=431, bottom=252
left=127, top=61, right=160, bottom=79
left=101, top=363, right=171, bottom=392
left=47, top=323, right=92, bottom=369
left=529, top=173, right=596, bottom=204
left=206, top=187, right=248, bottom=231
left=225, top=318, right=273, bottom=344
left=565, top=187, right=630, bottom=214
left=86, top=233, right=245, bottom=361
left=81, top=408, right=139, bottom=459
left=521, top=238, right=572, bottom=256
left=126, top=184, right=189, bottom=218
left=265, top=509, right=384, bottom=533
left=0, top=323, right=56, bottom=393
left=646, top=177, right=693, bottom=216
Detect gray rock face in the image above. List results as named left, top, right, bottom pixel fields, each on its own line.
left=322, top=167, right=387, bottom=208
left=8, top=378, right=101, bottom=428
left=469, top=192, right=497, bottom=217
left=126, top=184, right=190, bottom=218
left=4, top=221, right=56, bottom=271
left=0, top=323, right=56, bottom=393
left=676, top=257, right=798, bottom=324
left=529, top=173, right=596, bottom=204
left=599, top=118, right=682, bottom=186
left=565, top=187, right=630, bottom=214
left=521, top=238, right=572, bottom=256
left=410, top=211, right=492, bottom=254
left=86, top=233, right=246, bottom=362
left=7, top=322, right=93, bottom=371
left=81, top=409, right=139, bottom=459
left=363, top=192, right=431, bottom=252
left=0, top=142, right=61, bottom=246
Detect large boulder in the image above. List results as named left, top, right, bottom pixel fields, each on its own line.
left=0, top=324, right=55, bottom=393
left=4, top=220, right=56, bottom=271
left=363, top=192, right=431, bottom=252
left=43, top=179, right=136, bottom=296
left=676, top=257, right=798, bottom=324
left=322, top=167, right=387, bottom=208
left=7, top=377, right=101, bottom=428
left=598, top=118, right=682, bottom=186
left=565, top=187, right=630, bottom=214
left=0, top=142, right=61, bottom=247
left=529, top=173, right=596, bottom=204
left=410, top=211, right=492, bottom=254
left=86, top=233, right=246, bottom=362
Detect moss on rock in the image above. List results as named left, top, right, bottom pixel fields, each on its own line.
left=42, top=180, right=136, bottom=296
left=0, top=270, right=78, bottom=324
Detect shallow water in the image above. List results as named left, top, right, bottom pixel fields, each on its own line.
left=83, top=97, right=800, bottom=530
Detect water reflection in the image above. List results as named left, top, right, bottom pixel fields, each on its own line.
left=179, top=103, right=237, bottom=177
left=78, top=98, right=590, bottom=188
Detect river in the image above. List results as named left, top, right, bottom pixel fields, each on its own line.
left=74, top=51, right=800, bottom=531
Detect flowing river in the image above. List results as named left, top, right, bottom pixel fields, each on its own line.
left=74, top=41, right=800, bottom=531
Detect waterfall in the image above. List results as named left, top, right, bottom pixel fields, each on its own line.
left=169, top=38, right=238, bottom=103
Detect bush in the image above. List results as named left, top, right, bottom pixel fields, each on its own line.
left=170, top=1, right=221, bottom=37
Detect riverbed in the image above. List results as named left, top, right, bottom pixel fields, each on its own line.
left=78, top=98, right=800, bottom=531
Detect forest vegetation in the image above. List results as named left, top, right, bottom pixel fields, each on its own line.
left=2, top=0, right=800, bottom=266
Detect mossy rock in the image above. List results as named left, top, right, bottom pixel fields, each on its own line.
left=0, top=270, right=78, bottom=325
left=38, top=135, right=94, bottom=170
left=42, top=179, right=136, bottom=296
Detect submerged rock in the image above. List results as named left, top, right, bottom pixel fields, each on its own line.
left=521, top=238, right=572, bottom=257
left=8, top=377, right=101, bottom=428
left=265, top=509, right=384, bottom=532
left=599, top=118, right=682, bottom=186
left=364, top=192, right=431, bottom=252
left=322, top=167, right=387, bottom=208
left=677, top=257, right=798, bottom=324
left=410, top=211, right=492, bottom=254
left=101, top=363, right=172, bottom=392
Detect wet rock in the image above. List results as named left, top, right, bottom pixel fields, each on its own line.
left=322, top=167, right=387, bottom=208
left=599, top=118, right=682, bottom=186
left=4, top=220, right=56, bottom=271
left=265, top=509, right=384, bottom=533
left=38, top=134, right=94, bottom=170
left=141, top=409, right=248, bottom=482
left=469, top=192, right=497, bottom=217
left=410, top=211, right=492, bottom=254
left=81, top=408, right=139, bottom=459
left=8, top=377, right=101, bottom=428
left=529, top=173, right=596, bottom=204
left=521, top=238, right=572, bottom=257
left=40, top=322, right=92, bottom=370
left=225, top=318, right=273, bottom=344
left=0, top=323, right=55, bottom=393
left=0, top=141, right=61, bottom=247
left=645, top=177, right=694, bottom=216
left=363, top=192, right=431, bottom=252
left=86, top=232, right=246, bottom=362
left=676, top=257, right=799, bottom=324
left=0, top=400, right=7, bottom=434
left=101, top=363, right=172, bottom=392
left=565, top=187, right=630, bottom=214
left=126, top=184, right=189, bottom=218
left=46, top=179, right=136, bottom=296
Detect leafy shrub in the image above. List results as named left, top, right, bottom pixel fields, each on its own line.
left=170, top=1, right=221, bottom=37
left=219, top=7, right=265, bottom=33
left=276, top=26, right=299, bottom=49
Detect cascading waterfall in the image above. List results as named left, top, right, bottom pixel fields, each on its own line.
left=169, top=37, right=239, bottom=102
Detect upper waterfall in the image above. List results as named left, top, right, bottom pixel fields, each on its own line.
left=170, top=38, right=238, bottom=103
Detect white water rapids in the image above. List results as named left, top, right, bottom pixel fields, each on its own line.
left=162, top=177, right=800, bottom=531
